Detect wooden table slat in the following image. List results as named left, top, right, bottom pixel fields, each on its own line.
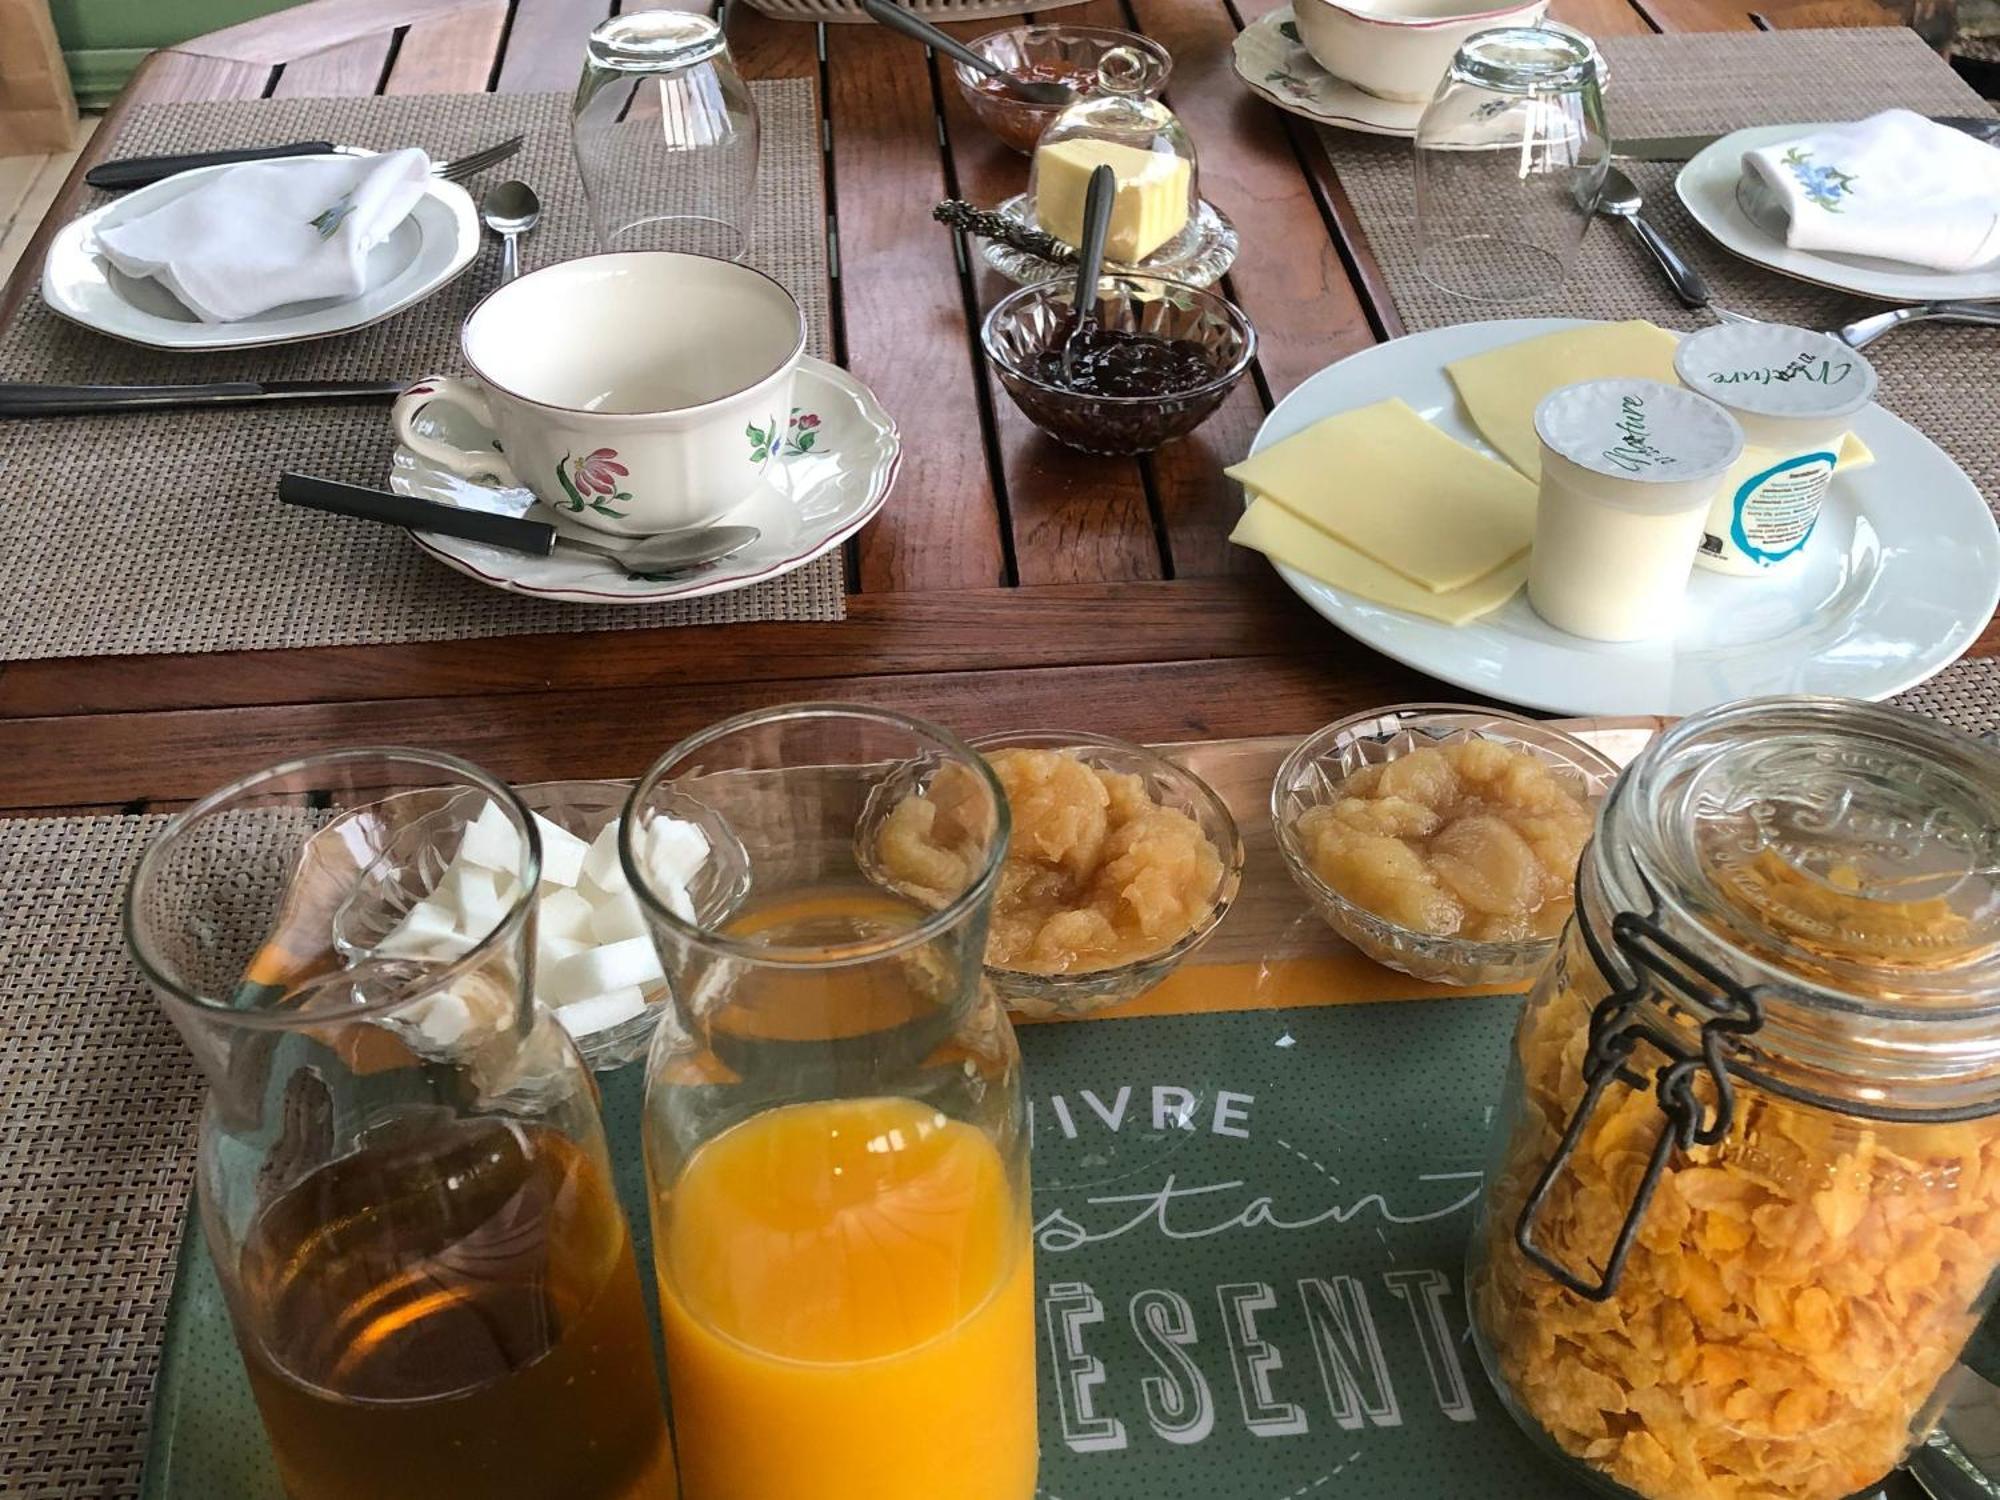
left=385, top=0, right=513, bottom=94
left=270, top=34, right=399, bottom=97
left=493, top=0, right=616, bottom=92
left=0, top=653, right=1446, bottom=810
left=824, top=24, right=1014, bottom=592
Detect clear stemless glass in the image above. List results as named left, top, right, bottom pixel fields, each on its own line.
left=622, top=705, right=1038, bottom=1500
left=125, top=749, right=676, bottom=1500
left=571, top=10, right=760, bottom=260
left=1414, top=25, right=1609, bottom=302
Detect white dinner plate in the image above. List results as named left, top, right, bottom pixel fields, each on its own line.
left=1247, top=318, right=2000, bottom=717
left=41, top=156, right=480, bottom=352
left=1676, top=124, right=2000, bottom=304
left=1230, top=8, right=1424, bottom=139
left=392, top=356, right=899, bottom=605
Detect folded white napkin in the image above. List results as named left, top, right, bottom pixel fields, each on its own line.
left=94, top=149, right=432, bottom=323
left=1741, top=109, right=2000, bottom=273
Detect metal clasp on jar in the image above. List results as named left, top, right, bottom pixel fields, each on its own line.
left=1513, top=900, right=1766, bottom=1301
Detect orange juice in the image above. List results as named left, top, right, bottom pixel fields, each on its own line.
left=655, top=1095, right=1037, bottom=1500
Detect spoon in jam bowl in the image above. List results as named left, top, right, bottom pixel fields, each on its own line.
left=1061, top=165, right=1117, bottom=387
left=859, top=0, right=1077, bottom=106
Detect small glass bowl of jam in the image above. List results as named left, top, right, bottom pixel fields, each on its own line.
left=981, top=273, right=1255, bottom=456
left=952, top=26, right=1172, bottom=154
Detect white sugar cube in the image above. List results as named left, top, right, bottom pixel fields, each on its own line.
left=664, top=879, right=695, bottom=923
left=579, top=820, right=626, bottom=893
left=555, top=986, right=649, bottom=1039
left=412, top=991, right=475, bottom=1048
left=376, top=899, right=462, bottom=959
left=589, top=885, right=651, bottom=945
left=537, top=933, right=586, bottom=972
left=435, top=863, right=503, bottom=930
left=538, top=886, right=596, bottom=944
left=457, top=798, right=524, bottom=876
left=532, top=813, right=590, bottom=888
left=645, top=817, right=711, bottom=890
left=543, top=936, right=664, bottom=1004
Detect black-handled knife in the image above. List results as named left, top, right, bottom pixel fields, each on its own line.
left=85, top=141, right=341, bottom=191
left=0, top=379, right=406, bottom=417
left=280, top=473, right=557, bottom=556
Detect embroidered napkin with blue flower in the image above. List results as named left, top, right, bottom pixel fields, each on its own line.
left=1740, top=109, right=2000, bottom=273
left=94, top=148, right=431, bottom=323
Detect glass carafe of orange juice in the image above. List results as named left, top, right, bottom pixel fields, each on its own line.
left=621, top=705, right=1037, bottom=1500
left=125, top=750, right=675, bottom=1500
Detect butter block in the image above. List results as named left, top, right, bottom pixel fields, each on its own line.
left=1224, top=397, right=1537, bottom=593
left=1033, top=138, right=1191, bottom=264
left=1230, top=497, right=1524, bottom=626
left=1446, top=320, right=1683, bottom=479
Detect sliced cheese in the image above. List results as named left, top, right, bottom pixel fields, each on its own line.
left=1835, top=430, right=1874, bottom=472
left=1230, top=497, right=1524, bottom=626
left=1224, top=398, right=1537, bottom=592
left=1446, top=320, right=1683, bottom=479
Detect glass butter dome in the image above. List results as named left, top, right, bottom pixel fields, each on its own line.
left=1027, top=46, right=1204, bottom=268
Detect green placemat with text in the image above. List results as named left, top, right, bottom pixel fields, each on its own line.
left=137, top=991, right=1920, bottom=1500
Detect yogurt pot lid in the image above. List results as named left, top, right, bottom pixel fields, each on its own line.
left=1673, top=322, right=1878, bottom=422
left=1534, top=377, right=1744, bottom=487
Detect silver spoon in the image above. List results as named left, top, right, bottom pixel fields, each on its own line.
left=562, top=524, right=761, bottom=577
left=1593, top=166, right=1744, bottom=319
left=1061, top=164, right=1118, bottom=386
left=857, top=0, right=1077, bottom=107
left=481, top=179, right=541, bottom=283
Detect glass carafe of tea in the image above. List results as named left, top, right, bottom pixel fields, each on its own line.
left=125, top=749, right=676, bottom=1500
left=621, top=705, right=1036, bottom=1500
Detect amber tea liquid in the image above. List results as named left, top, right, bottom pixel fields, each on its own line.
left=233, top=1118, right=675, bottom=1500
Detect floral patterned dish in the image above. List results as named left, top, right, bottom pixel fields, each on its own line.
left=389, top=356, right=899, bottom=604
left=1229, top=8, right=1424, bottom=139
left=1676, top=123, right=2000, bottom=304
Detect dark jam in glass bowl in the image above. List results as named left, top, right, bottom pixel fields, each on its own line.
left=1025, top=326, right=1218, bottom=400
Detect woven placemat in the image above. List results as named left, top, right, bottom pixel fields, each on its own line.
left=0, top=84, right=845, bottom=660
left=1318, top=28, right=1999, bottom=518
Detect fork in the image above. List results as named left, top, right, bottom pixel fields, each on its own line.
left=84, top=134, right=524, bottom=192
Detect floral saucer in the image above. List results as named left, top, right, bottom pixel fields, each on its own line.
left=390, top=356, right=898, bottom=604
left=1231, top=8, right=1425, bottom=139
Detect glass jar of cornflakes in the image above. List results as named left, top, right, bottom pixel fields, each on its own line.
left=1469, top=696, right=2000, bottom=1500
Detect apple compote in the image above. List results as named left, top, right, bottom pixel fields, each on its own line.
left=1294, top=738, right=1593, bottom=944
left=877, top=747, right=1225, bottom=974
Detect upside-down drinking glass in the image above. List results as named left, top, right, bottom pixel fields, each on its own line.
left=572, top=10, right=760, bottom=260
left=1414, top=25, right=1608, bottom=302
left=125, top=749, right=675, bottom=1500
left=622, top=705, right=1038, bottom=1500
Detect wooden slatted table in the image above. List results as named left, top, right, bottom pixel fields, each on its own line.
left=1, top=0, right=1985, bottom=814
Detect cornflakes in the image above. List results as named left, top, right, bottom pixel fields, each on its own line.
left=1473, top=947, right=2000, bottom=1500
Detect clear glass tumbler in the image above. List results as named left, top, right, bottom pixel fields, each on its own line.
left=1414, top=25, right=1608, bottom=302
left=622, top=705, right=1038, bottom=1500
left=125, top=749, right=676, bottom=1500
left=571, top=10, right=760, bottom=261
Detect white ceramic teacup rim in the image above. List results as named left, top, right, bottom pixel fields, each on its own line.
left=1304, top=0, right=1544, bottom=30
left=456, top=250, right=808, bottom=420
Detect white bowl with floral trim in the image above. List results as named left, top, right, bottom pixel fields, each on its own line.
left=1292, top=0, right=1547, bottom=102
left=391, top=251, right=807, bottom=536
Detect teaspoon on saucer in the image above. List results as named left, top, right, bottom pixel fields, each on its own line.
left=278, top=473, right=760, bottom=578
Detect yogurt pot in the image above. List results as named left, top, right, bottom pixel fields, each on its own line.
left=1527, top=378, right=1744, bottom=643
left=1673, top=323, right=1878, bottom=577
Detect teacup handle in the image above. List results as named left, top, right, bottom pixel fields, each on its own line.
left=392, top=376, right=521, bottom=487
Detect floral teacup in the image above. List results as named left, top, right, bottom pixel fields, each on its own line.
left=392, top=251, right=806, bottom=536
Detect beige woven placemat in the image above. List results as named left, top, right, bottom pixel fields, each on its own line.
left=1317, top=28, right=1998, bottom=711
left=0, top=84, right=846, bottom=660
